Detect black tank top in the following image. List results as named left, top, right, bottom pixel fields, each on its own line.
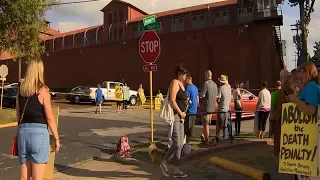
left=19, top=93, right=47, bottom=125
left=174, top=84, right=188, bottom=115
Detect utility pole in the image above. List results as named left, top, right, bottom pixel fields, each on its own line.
left=291, top=23, right=300, bottom=68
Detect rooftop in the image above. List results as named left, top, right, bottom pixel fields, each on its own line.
left=128, top=0, right=237, bottom=23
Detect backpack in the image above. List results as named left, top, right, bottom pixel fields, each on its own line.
left=117, top=136, right=131, bottom=157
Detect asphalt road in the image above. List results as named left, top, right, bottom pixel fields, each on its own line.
left=0, top=104, right=258, bottom=180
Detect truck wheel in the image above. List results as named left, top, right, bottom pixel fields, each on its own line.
left=129, top=96, right=137, bottom=106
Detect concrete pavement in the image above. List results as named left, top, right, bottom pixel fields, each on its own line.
left=0, top=105, right=261, bottom=180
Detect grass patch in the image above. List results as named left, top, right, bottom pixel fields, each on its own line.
left=214, top=143, right=275, bottom=171
left=0, top=109, right=17, bottom=125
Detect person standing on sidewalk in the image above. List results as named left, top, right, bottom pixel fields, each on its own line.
left=123, top=83, right=130, bottom=110
left=232, top=82, right=243, bottom=136
left=16, top=60, right=60, bottom=180
left=95, top=84, right=103, bottom=114
left=160, top=64, right=188, bottom=178
left=216, top=75, right=232, bottom=140
left=269, top=80, right=282, bottom=137
left=200, top=70, right=218, bottom=145
left=255, top=81, right=271, bottom=139
left=184, top=73, right=199, bottom=143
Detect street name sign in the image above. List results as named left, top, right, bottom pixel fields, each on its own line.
left=143, top=15, right=156, bottom=26
left=143, top=64, right=157, bottom=72
left=139, top=22, right=161, bottom=32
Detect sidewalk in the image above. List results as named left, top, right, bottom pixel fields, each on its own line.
left=54, top=155, right=161, bottom=180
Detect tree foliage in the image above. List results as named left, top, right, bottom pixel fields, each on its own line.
left=311, top=41, right=320, bottom=62
left=0, top=0, right=57, bottom=61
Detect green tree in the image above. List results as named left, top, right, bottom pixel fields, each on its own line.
left=288, top=0, right=316, bottom=66
left=311, top=41, right=320, bottom=62
left=0, top=0, right=57, bottom=61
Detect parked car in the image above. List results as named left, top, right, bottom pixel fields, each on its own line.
left=197, top=88, right=258, bottom=124
left=90, top=81, right=138, bottom=106
left=4, top=82, right=56, bottom=97
left=0, top=87, right=18, bottom=108
left=66, top=86, right=94, bottom=104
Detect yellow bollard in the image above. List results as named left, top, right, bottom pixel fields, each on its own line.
left=44, top=105, right=59, bottom=180
left=210, top=157, right=270, bottom=180
left=154, top=97, right=161, bottom=110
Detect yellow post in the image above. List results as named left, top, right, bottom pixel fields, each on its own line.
left=44, top=106, right=59, bottom=180
left=149, top=63, right=154, bottom=143
left=0, top=78, right=4, bottom=110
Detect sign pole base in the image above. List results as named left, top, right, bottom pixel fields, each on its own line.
left=149, top=63, right=154, bottom=143
left=0, top=78, right=4, bottom=110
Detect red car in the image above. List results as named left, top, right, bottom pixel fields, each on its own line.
left=197, top=88, right=258, bottom=123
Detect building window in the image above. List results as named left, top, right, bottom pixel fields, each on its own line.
left=77, top=34, right=84, bottom=47
left=119, top=28, right=123, bottom=41
left=45, top=41, right=51, bottom=51
left=119, top=9, right=124, bottom=22
left=191, top=14, right=206, bottom=30
left=237, top=7, right=253, bottom=23
left=91, top=31, right=97, bottom=44
left=171, top=17, right=184, bottom=32
left=114, top=10, right=117, bottom=23
left=114, top=29, right=117, bottom=41
left=133, top=25, right=139, bottom=38
left=213, top=10, right=229, bottom=26
left=108, top=12, right=112, bottom=24
left=54, top=38, right=62, bottom=51
left=97, top=30, right=101, bottom=44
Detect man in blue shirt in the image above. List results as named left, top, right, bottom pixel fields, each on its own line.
left=95, top=84, right=103, bottom=114
left=184, top=73, right=199, bottom=143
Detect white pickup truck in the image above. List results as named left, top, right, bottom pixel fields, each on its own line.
left=90, top=81, right=138, bottom=106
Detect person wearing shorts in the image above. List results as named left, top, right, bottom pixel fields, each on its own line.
left=95, top=84, right=103, bottom=114
left=184, top=73, right=199, bottom=143
left=200, top=70, right=218, bottom=145
left=216, top=75, right=232, bottom=140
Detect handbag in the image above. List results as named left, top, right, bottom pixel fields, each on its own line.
left=235, top=99, right=242, bottom=110
left=11, top=97, right=30, bottom=156
left=160, top=90, right=175, bottom=124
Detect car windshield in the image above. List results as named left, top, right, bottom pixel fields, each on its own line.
left=231, top=89, right=253, bottom=99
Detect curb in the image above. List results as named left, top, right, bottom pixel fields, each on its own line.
left=181, top=140, right=267, bottom=162
left=0, top=122, right=17, bottom=128
left=210, top=157, right=270, bottom=180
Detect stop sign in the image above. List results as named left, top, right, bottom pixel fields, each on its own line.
left=139, top=30, right=161, bottom=63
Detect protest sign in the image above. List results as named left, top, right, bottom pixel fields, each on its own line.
left=279, top=103, right=318, bottom=177
left=114, top=84, right=123, bottom=101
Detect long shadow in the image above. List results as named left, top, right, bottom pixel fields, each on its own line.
left=54, top=162, right=154, bottom=179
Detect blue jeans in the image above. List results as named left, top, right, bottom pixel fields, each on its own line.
left=18, top=123, right=49, bottom=164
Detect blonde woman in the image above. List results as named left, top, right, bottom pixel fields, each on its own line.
left=16, top=60, right=60, bottom=180
left=137, top=84, right=146, bottom=109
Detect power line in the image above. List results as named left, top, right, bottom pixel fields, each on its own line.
left=53, top=0, right=104, bottom=5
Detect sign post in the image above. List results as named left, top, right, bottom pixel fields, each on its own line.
left=139, top=30, right=161, bottom=143
left=0, top=64, right=8, bottom=110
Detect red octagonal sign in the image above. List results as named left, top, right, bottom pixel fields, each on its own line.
left=139, top=30, right=161, bottom=64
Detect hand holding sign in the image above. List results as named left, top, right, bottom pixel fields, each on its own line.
left=279, top=103, right=318, bottom=177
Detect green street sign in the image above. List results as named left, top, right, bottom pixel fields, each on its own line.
left=139, top=22, right=161, bottom=32
left=143, top=15, right=156, bottom=26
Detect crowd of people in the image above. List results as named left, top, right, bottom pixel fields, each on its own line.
left=13, top=59, right=320, bottom=179
left=160, top=62, right=320, bottom=179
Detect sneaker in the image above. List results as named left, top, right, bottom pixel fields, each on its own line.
left=160, top=163, right=169, bottom=177
left=173, top=171, right=187, bottom=178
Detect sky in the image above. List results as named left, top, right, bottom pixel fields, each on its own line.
left=45, top=0, right=320, bottom=71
